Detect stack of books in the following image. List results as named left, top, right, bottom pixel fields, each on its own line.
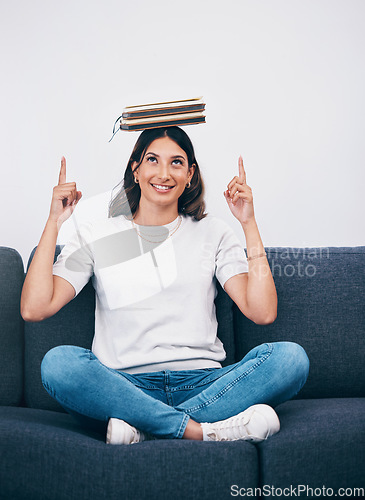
left=118, top=97, right=206, bottom=131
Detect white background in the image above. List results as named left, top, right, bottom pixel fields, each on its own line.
left=1, top=0, right=364, bottom=268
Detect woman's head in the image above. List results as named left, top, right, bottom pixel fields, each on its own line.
left=108, top=126, right=207, bottom=221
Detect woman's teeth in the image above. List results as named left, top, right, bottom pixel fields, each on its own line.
left=151, top=184, right=174, bottom=191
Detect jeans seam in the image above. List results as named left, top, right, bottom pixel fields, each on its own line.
left=183, top=343, right=274, bottom=414
left=107, top=365, right=158, bottom=390
left=169, top=366, right=239, bottom=392
left=176, top=412, right=190, bottom=439
left=86, top=351, right=151, bottom=390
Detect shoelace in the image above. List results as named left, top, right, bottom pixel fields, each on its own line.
left=130, top=428, right=142, bottom=444
left=207, top=409, right=267, bottom=442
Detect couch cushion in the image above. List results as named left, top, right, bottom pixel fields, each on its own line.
left=215, top=278, right=236, bottom=366
left=258, top=398, right=365, bottom=491
left=234, top=247, right=365, bottom=398
left=24, top=246, right=96, bottom=412
left=0, top=247, right=24, bottom=406
left=0, top=406, right=259, bottom=500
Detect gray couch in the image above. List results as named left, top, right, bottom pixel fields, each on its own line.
left=1, top=245, right=364, bottom=500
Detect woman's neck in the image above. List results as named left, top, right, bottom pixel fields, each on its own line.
left=132, top=201, right=179, bottom=226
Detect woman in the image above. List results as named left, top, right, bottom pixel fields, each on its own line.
left=21, top=126, right=309, bottom=444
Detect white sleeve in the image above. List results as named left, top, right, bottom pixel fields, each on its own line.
left=215, top=221, right=248, bottom=289
left=53, top=221, right=94, bottom=298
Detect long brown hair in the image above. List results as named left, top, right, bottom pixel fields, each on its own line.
left=108, top=126, right=207, bottom=221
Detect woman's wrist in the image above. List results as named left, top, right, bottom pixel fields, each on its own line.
left=46, top=217, right=59, bottom=226
left=239, top=217, right=266, bottom=260
left=239, top=216, right=257, bottom=232
left=247, top=252, right=267, bottom=262
left=46, top=216, right=62, bottom=234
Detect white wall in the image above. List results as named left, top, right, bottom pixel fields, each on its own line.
left=1, top=0, right=364, bottom=269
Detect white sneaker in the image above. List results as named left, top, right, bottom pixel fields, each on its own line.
left=200, top=404, right=280, bottom=443
left=106, top=418, right=147, bottom=445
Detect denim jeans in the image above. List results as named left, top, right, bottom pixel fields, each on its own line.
left=41, top=341, right=309, bottom=439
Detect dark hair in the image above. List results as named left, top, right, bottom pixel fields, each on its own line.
left=108, top=126, right=207, bottom=221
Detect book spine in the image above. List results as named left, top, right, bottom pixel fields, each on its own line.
left=122, top=104, right=205, bottom=119
left=120, top=116, right=206, bottom=131
left=124, top=96, right=203, bottom=110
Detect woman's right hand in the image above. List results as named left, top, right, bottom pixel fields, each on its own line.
left=48, top=156, right=82, bottom=226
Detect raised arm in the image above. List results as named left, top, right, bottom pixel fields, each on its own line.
left=20, top=157, right=82, bottom=322
left=223, top=156, right=277, bottom=325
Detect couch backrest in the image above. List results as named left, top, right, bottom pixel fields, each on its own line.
left=0, top=247, right=24, bottom=406
left=234, top=247, right=365, bottom=399
left=22, top=245, right=365, bottom=411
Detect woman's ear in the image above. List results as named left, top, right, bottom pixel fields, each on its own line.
left=188, top=163, right=196, bottom=182
left=131, top=161, right=138, bottom=181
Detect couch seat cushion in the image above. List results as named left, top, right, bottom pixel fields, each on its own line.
left=0, top=406, right=259, bottom=500
left=258, top=398, right=365, bottom=491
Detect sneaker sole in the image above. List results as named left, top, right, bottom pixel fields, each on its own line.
left=106, top=418, right=117, bottom=444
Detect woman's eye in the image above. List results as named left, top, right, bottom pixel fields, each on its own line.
left=146, top=156, right=183, bottom=166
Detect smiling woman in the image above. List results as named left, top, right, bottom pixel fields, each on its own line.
left=22, top=124, right=309, bottom=448
left=108, top=126, right=207, bottom=225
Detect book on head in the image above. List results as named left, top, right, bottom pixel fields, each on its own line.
left=109, top=97, right=206, bottom=138
left=120, top=97, right=206, bottom=131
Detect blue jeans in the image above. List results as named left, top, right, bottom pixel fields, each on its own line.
left=41, top=342, right=309, bottom=439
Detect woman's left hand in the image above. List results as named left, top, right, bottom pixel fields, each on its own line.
left=224, top=156, right=255, bottom=225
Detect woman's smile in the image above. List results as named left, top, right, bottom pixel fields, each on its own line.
left=150, top=183, right=176, bottom=193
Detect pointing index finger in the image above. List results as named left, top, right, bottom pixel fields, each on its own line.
left=58, top=156, right=66, bottom=185
left=239, top=155, right=246, bottom=184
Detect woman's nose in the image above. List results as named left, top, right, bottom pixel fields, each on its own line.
left=157, top=164, right=170, bottom=179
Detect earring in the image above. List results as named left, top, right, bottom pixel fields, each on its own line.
left=186, top=182, right=191, bottom=188
left=134, top=178, right=139, bottom=184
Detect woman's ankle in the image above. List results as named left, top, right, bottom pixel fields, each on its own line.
left=182, top=419, right=203, bottom=440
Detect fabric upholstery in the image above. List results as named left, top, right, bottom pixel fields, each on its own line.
left=235, top=247, right=365, bottom=398
left=24, top=246, right=95, bottom=412
left=214, top=277, right=236, bottom=366
left=0, top=406, right=259, bottom=500
left=0, top=247, right=24, bottom=406
left=259, top=398, right=365, bottom=489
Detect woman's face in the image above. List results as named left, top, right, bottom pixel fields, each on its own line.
left=132, top=136, right=194, bottom=209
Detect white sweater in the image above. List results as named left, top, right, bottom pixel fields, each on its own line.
left=53, top=214, right=248, bottom=373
